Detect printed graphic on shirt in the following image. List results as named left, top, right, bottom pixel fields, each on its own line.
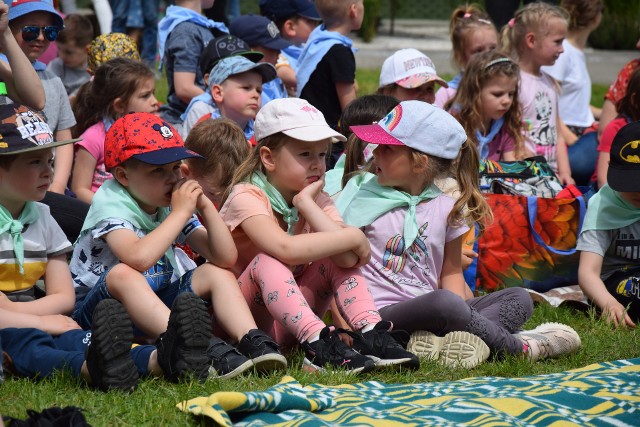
left=532, top=91, right=556, bottom=147
left=615, top=231, right=640, bottom=260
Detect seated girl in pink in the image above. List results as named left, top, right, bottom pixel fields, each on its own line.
left=71, top=58, right=158, bottom=203
left=219, top=98, right=419, bottom=374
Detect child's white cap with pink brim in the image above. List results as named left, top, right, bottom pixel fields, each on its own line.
left=350, top=100, right=466, bottom=160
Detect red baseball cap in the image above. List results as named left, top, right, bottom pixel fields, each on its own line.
left=104, top=113, right=204, bottom=169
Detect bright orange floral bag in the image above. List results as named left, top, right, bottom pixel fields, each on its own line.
left=475, top=193, right=586, bottom=293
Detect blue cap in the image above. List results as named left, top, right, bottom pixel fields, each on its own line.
left=208, top=56, right=277, bottom=87
left=229, top=15, right=292, bottom=51
left=259, top=0, right=320, bottom=21
left=7, top=0, right=64, bottom=29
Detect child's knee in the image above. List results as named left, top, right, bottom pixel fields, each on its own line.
left=105, top=264, right=145, bottom=294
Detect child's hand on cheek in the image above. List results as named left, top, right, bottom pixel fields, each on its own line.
left=171, top=178, right=203, bottom=217
left=292, top=176, right=325, bottom=209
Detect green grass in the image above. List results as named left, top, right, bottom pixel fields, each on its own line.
left=2, top=304, right=639, bottom=426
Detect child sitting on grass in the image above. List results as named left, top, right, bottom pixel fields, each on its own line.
left=578, top=121, right=640, bottom=328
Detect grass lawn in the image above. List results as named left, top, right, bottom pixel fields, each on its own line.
left=1, top=73, right=621, bottom=425
left=1, top=303, right=639, bottom=425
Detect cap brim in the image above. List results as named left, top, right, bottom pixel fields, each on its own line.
left=132, top=147, right=204, bottom=165
left=0, top=137, right=81, bottom=155
left=262, top=38, right=293, bottom=51
left=396, top=73, right=448, bottom=89
left=283, top=126, right=347, bottom=143
left=607, top=167, right=640, bottom=192
left=9, top=4, right=64, bottom=28
left=350, top=123, right=404, bottom=146
left=252, top=62, right=278, bottom=83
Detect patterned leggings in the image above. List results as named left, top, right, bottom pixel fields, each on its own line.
left=237, top=253, right=382, bottom=346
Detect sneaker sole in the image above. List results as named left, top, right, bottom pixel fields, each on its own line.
left=407, top=330, right=490, bottom=369
left=167, top=293, right=212, bottom=382
left=365, top=354, right=420, bottom=370
left=302, top=357, right=375, bottom=374
left=252, top=353, right=288, bottom=373
left=209, top=358, right=254, bottom=380
left=89, top=299, right=139, bottom=391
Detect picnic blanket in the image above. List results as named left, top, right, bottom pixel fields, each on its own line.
left=178, top=357, right=640, bottom=426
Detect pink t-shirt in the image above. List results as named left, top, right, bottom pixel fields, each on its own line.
left=519, top=70, right=559, bottom=171
left=434, top=86, right=457, bottom=109
left=75, top=121, right=111, bottom=192
left=220, top=183, right=344, bottom=277
left=360, top=194, right=468, bottom=309
left=486, top=125, right=517, bottom=161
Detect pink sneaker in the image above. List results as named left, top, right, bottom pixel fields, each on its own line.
left=518, top=322, right=581, bottom=361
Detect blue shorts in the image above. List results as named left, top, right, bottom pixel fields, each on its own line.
left=72, top=267, right=195, bottom=330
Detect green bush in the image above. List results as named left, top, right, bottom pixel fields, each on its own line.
left=359, top=0, right=382, bottom=42
left=589, top=0, right=640, bottom=50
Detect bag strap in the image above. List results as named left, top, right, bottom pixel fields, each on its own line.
left=526, top=196, right=586, bottom=255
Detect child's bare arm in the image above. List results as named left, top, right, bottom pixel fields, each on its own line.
left=185, top=193, right=238, bottom=268
left=579, top=251, right=635, bottom=328
left=0, top=308, right=81, bottom=335
left=440, top=236, right=469, bottom=301
left=50, top=130, right=74, bottom=194
left=336, top=81, right=357, bottom=111
left=293, top=178, right=367, bottom=268
left=71, top=148, right=98, bottom=204
left=555, top=119, right=575, bottom=186
left=241, top=213, right=370, bottom=267
left=0, top=255, right=76, bottom=316
left=173, top=71, right=205, bottom=105
left=104, top=179, right=201, bottom=272
left=0, top=3, right=45, bottom=110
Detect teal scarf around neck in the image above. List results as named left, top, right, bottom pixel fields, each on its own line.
left=250, top=171, right=299, bottom=235
left=0, top=202, right=40, bottom=274
left=582, top=184, right=640, bottom=233
left=341, top=178, right=442, bottom=249
left=79, top=179, right=177, bottom=270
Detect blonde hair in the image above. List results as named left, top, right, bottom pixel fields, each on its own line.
left=449, top=3, right=497, bottom=70
left=500, top=2, right=569, bottom=61
left=184, top=118, right=250, bottom=191
left=315, top=0, right=357, bottom=28
left=446, top=50, right=525, bottom=160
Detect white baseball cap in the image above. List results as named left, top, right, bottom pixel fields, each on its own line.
left=254, top=98, right=347, bottom=143
left=379, top=48, right=448, bottom=89
left=350, top=100, right=466, bottom=160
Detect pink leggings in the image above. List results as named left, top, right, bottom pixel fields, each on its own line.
left=237, top=253, right=382, bottom=346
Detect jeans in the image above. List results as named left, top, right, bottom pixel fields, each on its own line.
left=109, top=0, right=159, bottom=65
left=568, top=131, right=599, bottom=187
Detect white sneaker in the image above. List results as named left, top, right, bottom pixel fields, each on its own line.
left=517, top=322, right=581, bottom=361
left=407, top=330, right=490, bottom=369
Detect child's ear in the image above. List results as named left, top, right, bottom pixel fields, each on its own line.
left=112, top=166, right=129, bottom=186
left=180, top=162, right=192, bottom=178
left=112, top=97, right=126, bottom=115
left=412, top=154, right=429, bottom=174
left=282, top=19, right=297, bottom=38
left=524, top=31, right=536, bottom=49
left=259, top=145, right=276, bottom=172
left=211, top=84, right=224, bottom=103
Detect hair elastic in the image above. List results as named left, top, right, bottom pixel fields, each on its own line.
left=484, top=57, right=513, bottom=69
left=478, top=18, right=493, bottom=25
left=508, top=18, right=515, bottom=28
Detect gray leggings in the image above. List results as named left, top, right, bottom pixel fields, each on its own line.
left=378, top=287, right=533, bottom=355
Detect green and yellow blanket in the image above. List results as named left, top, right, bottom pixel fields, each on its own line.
left=178, top=358, right=640, bottom=426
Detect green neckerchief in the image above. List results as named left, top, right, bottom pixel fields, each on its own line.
left=79, top=179, right=177, bottom=270
left=582, top=184, right=640, bottom=232
left=250, top=171, right=299, bottom=235
left=335, top=171, right=376, bottom=213
left=0, top=202, right=40, bottom=274
left=340, top=177, right=442, bottom=249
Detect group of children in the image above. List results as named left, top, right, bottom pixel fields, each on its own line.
left=0, top=0, right=637, bottom=395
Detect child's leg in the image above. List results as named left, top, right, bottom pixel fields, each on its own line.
left=299, top=258, right=382, bottom=331
left=0, top=328, right=86, bottom=378
left=237, top=253, right=328, bottom=344
left=97, top=264, right=171, bottom=338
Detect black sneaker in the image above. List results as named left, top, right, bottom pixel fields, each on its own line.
left=207, top=336, right=254, bottom=379
left=301, top=326, right=375, bottom=374
left=349, top=321, right=420, bottom=370
left=86, top=299, right=139, bottom=392
left=237, top=329, right=288, bottom=372
left=156, top=293, right=211, bottom=382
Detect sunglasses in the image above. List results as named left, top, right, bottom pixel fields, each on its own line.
left=21, top=26, right=60, bottom=42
